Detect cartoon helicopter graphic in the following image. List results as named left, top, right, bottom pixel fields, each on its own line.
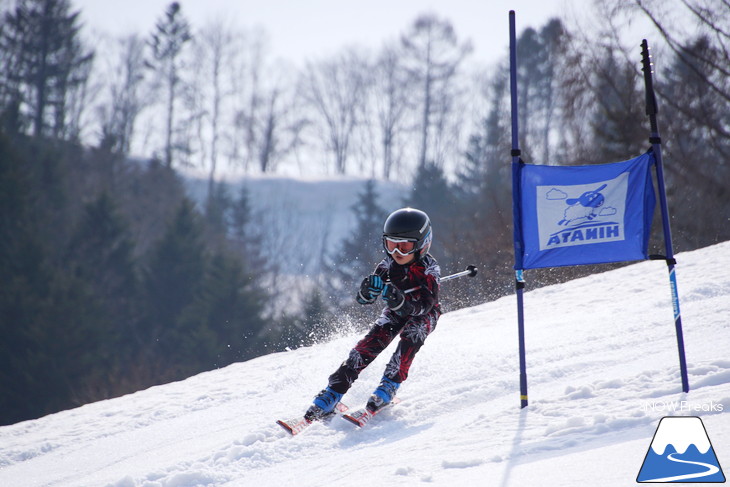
left=558, top=183, right=608, bottom=226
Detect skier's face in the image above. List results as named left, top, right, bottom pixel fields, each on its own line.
left=383, top=237, right=418, bottom=265
left=392, top=251, right=416, bottom=265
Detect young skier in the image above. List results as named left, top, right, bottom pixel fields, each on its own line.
left=304, top=207, right=441, bottom=421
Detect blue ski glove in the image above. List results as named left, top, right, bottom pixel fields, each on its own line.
left=357, top=274, right=384, bottom=304
left=382, top=283, right=413, bottom=316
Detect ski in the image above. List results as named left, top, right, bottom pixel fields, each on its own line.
left=276, top=402, right=349, bottom=436
left=341, top=397, right=401, bottom=428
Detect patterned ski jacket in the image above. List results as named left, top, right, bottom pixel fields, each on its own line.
left=371, top=254, right=441, bottom=317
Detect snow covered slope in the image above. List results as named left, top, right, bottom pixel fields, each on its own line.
left=2, top=242, right=729, bottom=487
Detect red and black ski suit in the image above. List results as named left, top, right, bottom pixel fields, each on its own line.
left=327, top=254, right=441, bottom=394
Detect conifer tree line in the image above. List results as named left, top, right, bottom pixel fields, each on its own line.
left=1, top=0, right=728, bottom=424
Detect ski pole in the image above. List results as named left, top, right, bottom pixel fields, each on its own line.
left=404, top=265, right=478, bottom=294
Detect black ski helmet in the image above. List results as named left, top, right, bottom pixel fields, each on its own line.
left=382, top=207, right=432, bottom=259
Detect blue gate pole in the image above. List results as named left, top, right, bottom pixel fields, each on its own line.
left=509, top=10, right=529, bottom=408
left=641, top=40, right=690, bottom=393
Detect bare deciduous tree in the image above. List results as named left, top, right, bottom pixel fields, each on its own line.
left=255, top=64, right=306, bottom=173
left=400, top=14, right=472, bottom=169
left=372, top=44, right=411, bottom=179
left=189, top=17, right=241, bottom=201
left=97, top=34, right=148, bottom=156
left=300, top=48, right=370, bottom=174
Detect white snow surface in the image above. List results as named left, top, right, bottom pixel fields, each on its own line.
left=2, top=242, right=730, bottom=487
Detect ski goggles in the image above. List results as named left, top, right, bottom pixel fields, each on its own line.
left=383, top=237, right=418, bottom=256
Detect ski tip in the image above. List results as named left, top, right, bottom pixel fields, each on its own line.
left=342, top=414, right=366, bottom=427
left=341, top=397, right=401, bottom=428
left=277, top=403, right=351, bottom=435
left=276, top=419, right=296, bottom=435
left=276, top=419, right=293, bottom=434
left=276, top=418, right=310, bottom=436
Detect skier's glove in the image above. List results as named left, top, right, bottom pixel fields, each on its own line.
left=382, top=284, right=413, bottom=316
left=357, top=274, right=384, bottom=304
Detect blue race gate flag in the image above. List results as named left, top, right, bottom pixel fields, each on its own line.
left=513, top=151, right=656, bottom=269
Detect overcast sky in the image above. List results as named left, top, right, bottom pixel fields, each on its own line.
left=73, top=0, right=584, bottom=67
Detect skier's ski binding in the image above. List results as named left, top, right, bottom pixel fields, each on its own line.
left=366, top=376, right=400, bottom=412
left=304, top=387, right=343, bottom=421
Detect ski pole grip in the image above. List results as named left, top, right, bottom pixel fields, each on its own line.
left=439, top=265, right=478, bottom=282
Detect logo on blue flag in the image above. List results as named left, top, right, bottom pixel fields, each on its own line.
left=637, top=416, right=726, bottom=483
left=537, top=173, right=627, bottom=250
left=512, top=151, right=656, bottom=269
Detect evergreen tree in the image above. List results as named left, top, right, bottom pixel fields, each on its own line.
left=0, top=131, right=49, bottom=424
left=24, top=268, right=108, bottom=413
left=589, top=48, right=645, bottom=163
left=142, top=198, right=206, bottom=378
left=65, top=193, right=139, bottom=382
left=515, top=19, right=569, bottom=164
left=457, top=73, right=509, bottom=198
left=0, top=0, right=93, bottom=138
left=659, top=35, right=730, bottom=249
left=230, top=183, right=266, bottom=277
left=407, top=162, right=457, bottom=268
left=537, top=19, right=568, bottom=163
left=452, top=111, right=513, bottom=306
left=119, top=159, right=187, bottom=258
left=292, top=290, right=335, bottom=348
left=0, top=135, right=120, bottom=422
left=231, top=184, right=254, bottom=242
left=179, top=251, right=267, bottom=369
left=515, top=26, right=541, bottom=160
left=329, top=180, right=388, bottom=305
left=203, top=180, right=231, bottom=246
left=148, top=2, right=192, bottom=168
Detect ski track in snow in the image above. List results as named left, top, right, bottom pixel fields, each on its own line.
left=0, top=242, right=729, bottom=486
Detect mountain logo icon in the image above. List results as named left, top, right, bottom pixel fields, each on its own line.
left=637, top=416, right=725, bottom=483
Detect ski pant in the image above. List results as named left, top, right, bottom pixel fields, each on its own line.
left=327, top=307, right=440, bottom=394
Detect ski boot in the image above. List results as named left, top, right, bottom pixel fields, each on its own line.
left=304, top=387, right=344, bottom=422
left=366, top=376, right=400, bottom=412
